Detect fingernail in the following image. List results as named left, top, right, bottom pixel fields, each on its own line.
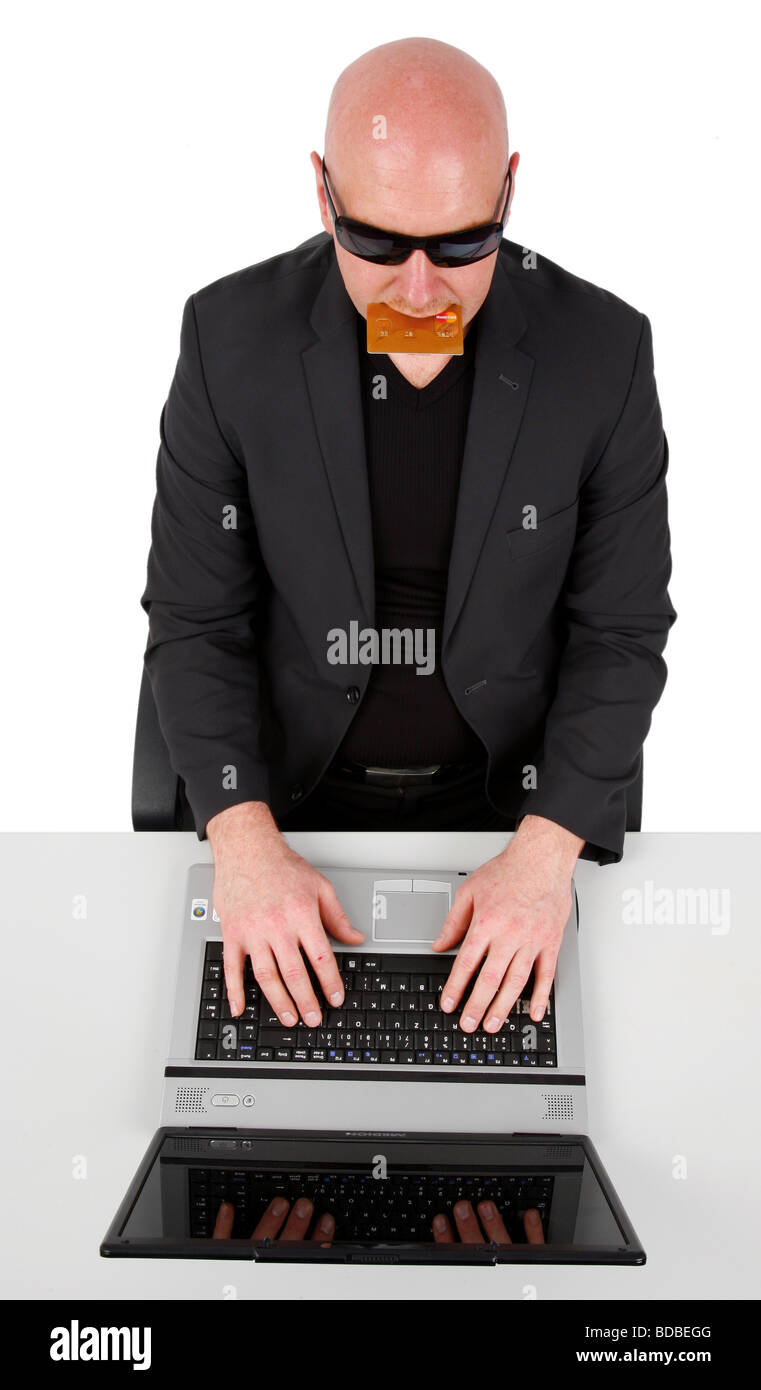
left=305, top=1011, right=321, bottom=1027
left=271, top=1197, right=288, bottom=1216
left=454, top=1201, right=471, bottom=1220
left=480, top=1200, right=495, bottom=1219
left=230, top=1001, right=242, bottom=1017
left=442, top=995, right=454, bottom=1011
left=294, top=1197, right=312, bottom=1218
left=531, top=1006, right=545, bottom=1021
left=318, top=1213, right=333, bottom=1232
left=527, top=1208, right=541, bottom=1223
left=485, top=1015, right=500, bottom=1031
left=329, top=991, right=342, bottom=1005
left=433, top=1214, right=447, bottom=1233
left=282, top=1011, right=297, bottom=1026
left=462, top=1016, right=476, bottom=1031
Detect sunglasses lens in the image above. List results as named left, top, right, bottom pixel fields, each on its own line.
left=429, top=232, right=503, bottom=266
left=337, top=227, right=409, bottom=264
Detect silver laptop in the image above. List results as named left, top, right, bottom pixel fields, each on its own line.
left=101, top=860, right=645, bottom=1264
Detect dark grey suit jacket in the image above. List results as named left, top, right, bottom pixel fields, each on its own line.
left=140, top=232, right=676, bottom=862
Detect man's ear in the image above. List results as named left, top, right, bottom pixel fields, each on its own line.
left=310, top=150, right=331, bottom=236
left=505, top=151, right=520, bottom=225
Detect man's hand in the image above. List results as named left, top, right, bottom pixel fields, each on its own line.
left=432, top=814, right=583, bottom=1034
left=212, top=1196, right=334, bottom=1244
left=433, top=1201, right=545, bottom=1245
left=207, top=801, right=365, bottom=1026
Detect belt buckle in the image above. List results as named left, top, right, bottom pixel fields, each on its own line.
left=363, top=764, right=442, bottom=787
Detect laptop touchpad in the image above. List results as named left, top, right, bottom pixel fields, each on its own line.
left=372, top=880, right=451, bottom=942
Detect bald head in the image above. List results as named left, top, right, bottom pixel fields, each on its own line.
left=324, top=37, right=509, bottom=233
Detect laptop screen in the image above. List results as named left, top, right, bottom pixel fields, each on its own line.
left=102, top=1129, right=644, bottom=1264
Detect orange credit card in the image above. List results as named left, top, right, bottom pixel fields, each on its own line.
left=366, top=302, right=464, bottom=354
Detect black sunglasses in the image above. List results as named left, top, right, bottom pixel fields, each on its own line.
left=321, top=157, right=512, bottom=267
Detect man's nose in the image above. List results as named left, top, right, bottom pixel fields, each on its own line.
left=392, top=249, right=443, bottom=312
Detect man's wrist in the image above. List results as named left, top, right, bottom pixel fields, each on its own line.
left=206, top=799, right=281, bottom=852
left=509, top=813, right=585, bottom=872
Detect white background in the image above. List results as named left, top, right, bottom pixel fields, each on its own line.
left=2, top=0, right=758, bottom=830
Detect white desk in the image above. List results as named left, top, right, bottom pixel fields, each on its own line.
left=1, top=831, right=759, bottom=1300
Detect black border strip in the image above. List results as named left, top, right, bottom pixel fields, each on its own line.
left=165, top=1065, right=586, bottom=1087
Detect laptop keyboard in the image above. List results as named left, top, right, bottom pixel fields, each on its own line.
left=195, top=943, right=557, bottom=1067
left=189, top=1166, right=554, bottom=1241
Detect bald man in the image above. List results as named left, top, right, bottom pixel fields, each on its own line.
left=141, top=38, right=675, bottom=1041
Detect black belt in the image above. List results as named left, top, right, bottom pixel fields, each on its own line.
left=329, top=759, right=477, bottom=788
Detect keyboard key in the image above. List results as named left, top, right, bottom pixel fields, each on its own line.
left=259, top=1028, right=299, bottom=1048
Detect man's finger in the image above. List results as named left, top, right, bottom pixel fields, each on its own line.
left=451, top=1200, right=487, bottom=1244
left=250, top=1195, right=291, bottom=1241
left=222, top=936, right=247, bottom=1019
left=272, top=943, right=324, bottom=1027
left=481, top=946, right=536, bottom=1031
left=211, top=1201, right=236, bottom=1240
left=456, top=946, right=512, bottom=1033
left=432, top=1212, right=455, bottom=1243
left=301, top=928, right=346, bottom=1008
left=319, top=880, right=365, bottom=945
left=477, top=1200, right=512, bottom=1245
left=439, top=927, right=488, bottom=1015
left=523, top=1208, right=545, bottom=1244
left=312, top=1212, right=335, bottom=1245
left=432, top=887, right=473, bottom=953
left=528, top=948, right=558, bottom=1022
left=250, top=945, right=300, bottom=1027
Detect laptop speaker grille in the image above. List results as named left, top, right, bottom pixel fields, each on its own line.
left=174, top=1086, right=209, bottom=1114
left=541, top=1092, right=574, bottom=1121
left=173, top=1138, right=210, bottom=1154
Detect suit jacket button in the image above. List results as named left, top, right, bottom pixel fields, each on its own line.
left=346, top=685, right=360, bottom=704
left=290, top=785, right=303, bottom=801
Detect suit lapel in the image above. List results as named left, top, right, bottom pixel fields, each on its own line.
left=302, top=256, right=375, bottom=621
left=442, top=255, right=534, bottom=650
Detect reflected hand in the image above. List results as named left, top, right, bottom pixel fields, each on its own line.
left=212, top=1195, right=335, bottom=1243
left=433, top=1200, right=545, bottom=1245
